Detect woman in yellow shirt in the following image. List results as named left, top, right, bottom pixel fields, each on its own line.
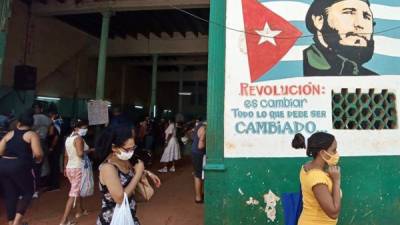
left=292, top=132, right=341, bottom=225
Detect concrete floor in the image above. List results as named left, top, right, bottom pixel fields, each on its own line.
left=0, top=157, right=204, bottom=225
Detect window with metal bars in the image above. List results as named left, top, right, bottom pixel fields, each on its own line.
left=332, top=88, right=397, bottom=129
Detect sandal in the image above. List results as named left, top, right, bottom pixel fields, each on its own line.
left=75, top=209, right=89, bottom=219
left=60, top=221, right=77, bottom=225
left=195, top=199, right=204, bottom=204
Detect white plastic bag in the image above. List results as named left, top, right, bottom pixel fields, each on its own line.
left=110, top=193, right=135, bottom=225
left=201, top=154, right=207, bottom=180
left=80, top=154, right=94, bottom=197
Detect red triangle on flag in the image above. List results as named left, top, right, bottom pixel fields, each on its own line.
left=242, top=0, right=302, bottom=82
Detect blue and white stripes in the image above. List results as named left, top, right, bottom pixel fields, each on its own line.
left=256, top=0, right=400, bottom=81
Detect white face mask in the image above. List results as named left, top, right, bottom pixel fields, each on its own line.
left=116, top=150, right=134, bottom=161
left=78, top=128, right=88, bottom=136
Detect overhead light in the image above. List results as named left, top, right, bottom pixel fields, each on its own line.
left=134, top=105, right=143, bottom=109
left=153, top=105, right=156, bottom=118
left=178, top=92, right=192, bottom=96
left=36, top=96, right=60, bottom=101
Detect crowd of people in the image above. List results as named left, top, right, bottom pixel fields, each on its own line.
left=0, top=105, right=208, bottom=225
left=0, top=101, right=345, bottom=225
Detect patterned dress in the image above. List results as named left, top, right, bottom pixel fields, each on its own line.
left=96, top=164, right=140, bottom=225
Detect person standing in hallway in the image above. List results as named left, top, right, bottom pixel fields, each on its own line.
left=109, top=107, right=131, bottom=128
left=292, top=132, right=342, bottom=225
left=0, top=109, right=43, bottom=225
left=47, top=111, right=63, bottom=191
left=158, top=118, right=181, bottom=173
left=143, top=116, right=156, bottom=153
left=60, top=119, right=90, bottom=225
left=191, top=118, right=206, bottom=203
left=32, top=103, right=52, bottom=198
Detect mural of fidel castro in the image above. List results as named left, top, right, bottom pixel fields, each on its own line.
left=303, top=0, right=378, bottom=76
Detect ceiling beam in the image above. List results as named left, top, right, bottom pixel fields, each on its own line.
left=122, top=59, right=208, bottom=66
left=109, top=17, right=128, bottom=39
left=31, top=0, right=210, bottom=16
left=170, top=14, right=187, bottom=38
left=178, top=12, right=198, bottom=37
left=88, top=36, right=208, bottom=56
left=147, top=13, right=163, bottom=38
left=117, top=12, right=139, bottom=39
left=152, top=13, right=174, bottom=38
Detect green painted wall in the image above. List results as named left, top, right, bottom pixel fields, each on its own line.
left=0, top=93, right=89, bottom=119
left=214, top=157, right=400, bottom=225
left=57, top=98, right=88, bottom=119
left=0, top=90, right=35, bottom=115
left=205, top=0, right=400, bottom=224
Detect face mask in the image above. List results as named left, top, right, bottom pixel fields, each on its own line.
left=322, top=150, right=340, bottom=166
left=78, top=128, right=88, bottom=137
left=116, top=150, right=134, bottom=161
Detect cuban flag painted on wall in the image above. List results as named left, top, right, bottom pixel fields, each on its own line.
left=242, top=0, right=400, bottom=82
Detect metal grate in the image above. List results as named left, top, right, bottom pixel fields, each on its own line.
left=332, top=88, right=397, bottom=130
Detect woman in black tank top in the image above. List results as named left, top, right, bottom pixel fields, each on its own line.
left=0, top=109, right=43, bottom=225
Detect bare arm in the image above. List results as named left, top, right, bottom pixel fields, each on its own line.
left=198, top=126, right=206, bottom=150
left=48, top=124, right=55, bottom=137
left=312, top=167, right=341, bottom=219
left=100, top=161, right=145, bottom=204
left=74, top=137, right=84, bottom=157
left=29, top=132, right=43, bottom=163
left=49, top=134, right=59, bottom=151
left=63, top=150, right=68, bottom=175
left=0, top=132, right=12, bottom=156
left=145, top=170, right=161, bottom=188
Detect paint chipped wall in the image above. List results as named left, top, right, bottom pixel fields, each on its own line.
left=215, top=157, right=400, bottom=225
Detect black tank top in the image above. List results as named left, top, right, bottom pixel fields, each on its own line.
left=192, top=123, right=206, bottom=154
left=4, top=129, right=33, bottom=161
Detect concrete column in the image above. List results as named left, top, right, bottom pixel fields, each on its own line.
left=0, top=0, right=14, bottom=85
left=73, top=55, right=81, bottom=119
left=96, top=11, right=111, bottom=100
left=149, top=54, right=158, bottom=117
left=120, top=65, right=127, bottom=110
left=178, top=65, right=185, bottom=113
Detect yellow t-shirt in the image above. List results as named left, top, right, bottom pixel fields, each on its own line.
left=298, top=167, right=338, bottom=225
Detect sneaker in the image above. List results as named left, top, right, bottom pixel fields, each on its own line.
left=32, top=192, right=39, bottom=199
left=169, top=167, right=176, bottom=172
left=158, top=167, right=168, bottom=173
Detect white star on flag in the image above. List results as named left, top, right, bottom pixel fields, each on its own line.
left=255, top=22, right=281, bottom=46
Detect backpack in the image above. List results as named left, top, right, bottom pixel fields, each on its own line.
left=282, top=189, right=303, bottom=225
